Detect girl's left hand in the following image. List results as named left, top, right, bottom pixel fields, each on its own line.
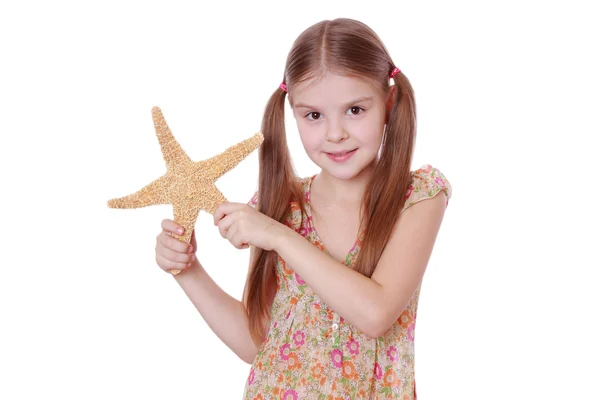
left=213, top=202, right=284, bottom=251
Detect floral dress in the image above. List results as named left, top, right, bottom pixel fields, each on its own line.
left=243, top=164, right=452, bottom=400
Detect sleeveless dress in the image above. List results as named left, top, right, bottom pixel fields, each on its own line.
left=243, top=164, right=452, bottom=400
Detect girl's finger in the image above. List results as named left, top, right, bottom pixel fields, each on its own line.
left=158, top=241, right=196, bottom=264
left=213, top=205, right=226, bottom=226
left=213, top=202, right=240, bottom=225
left=231, top=232, right=248, bottom=250
left=226, top=224, right=243, bottom=248
left=162, top=219, right=185, bottom=235
left=218, top=214, right=235, bottom=238
left=156, top=252, right=191, bottom=271
left=159, top=231, right=194, bottom=254
left=233, top=236, right=246, bottom=249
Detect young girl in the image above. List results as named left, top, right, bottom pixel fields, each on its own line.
left=155, top=18, right=452, bottom=400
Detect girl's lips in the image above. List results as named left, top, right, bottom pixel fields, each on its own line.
left=325, top=148, right=357, bottom=162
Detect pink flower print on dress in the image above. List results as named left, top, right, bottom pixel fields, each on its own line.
left=306, top=216, right=315, bottom=233
left=434, top=176, right=446, bottom=189
left=282, top=389, right=298, bottom=400
left=331, top=348, right=343, bottom=368
left=280, top=343, right=291, bottom=360
left=345, top=339, right=360, bottom=356
left=295, top=273, right=306, bottom=285
left=247, top=368, right=255, bottom=385
left=299, top=225, right=308, bottom=237
left=374, top=362, right=383, bottom=380
left=407, top=322, right=416, bottom=342
left=293, top=330, right=306, bottom=347
left=386, top=345, right=399, bottom=362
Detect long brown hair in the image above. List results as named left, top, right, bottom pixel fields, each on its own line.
left=243, top=18, right=417, bottom=346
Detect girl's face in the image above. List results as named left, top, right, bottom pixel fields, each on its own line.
left=291, top=72, right=392, bottom=181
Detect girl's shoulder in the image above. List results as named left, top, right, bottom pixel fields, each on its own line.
left=404, top=164, right=452, bottom=210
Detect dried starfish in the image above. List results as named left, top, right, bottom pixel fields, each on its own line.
left=108, top=106, right=263, bottom=275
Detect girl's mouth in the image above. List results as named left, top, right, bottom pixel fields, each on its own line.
left=325, top=148, right=358, bottom=162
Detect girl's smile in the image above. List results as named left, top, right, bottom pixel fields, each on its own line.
left=325, top=148, right=358, bottom=162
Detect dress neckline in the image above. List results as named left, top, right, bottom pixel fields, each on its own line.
left=305, top=174, right=364, bottom=265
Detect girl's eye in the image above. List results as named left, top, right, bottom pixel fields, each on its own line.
left=349, top=106, right=364, bottom=115
left=306, top=112, right=321, bottom=121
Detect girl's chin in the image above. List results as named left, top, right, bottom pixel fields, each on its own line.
left=317, top=163, right=363, bottom=180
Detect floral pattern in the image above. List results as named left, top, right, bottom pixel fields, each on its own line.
left=243, top=164, right=452, bottom=399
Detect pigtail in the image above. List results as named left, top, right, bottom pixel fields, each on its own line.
left=355, top=67, right=416, bottom=277
left=243, top=84, right=306, bottom=347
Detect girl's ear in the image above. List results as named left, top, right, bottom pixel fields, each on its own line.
left=385, top=85, right=397, bottom=123
left=386, top=85, right=397, bottom=113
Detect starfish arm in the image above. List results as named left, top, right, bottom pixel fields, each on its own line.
left=201, top=132, right=263, bottom=181
left=107, top=175, right=171, bottom=209
left=169, top=185, right=227, bottom=244
left=152, top=106, right=192, bottom=171
left=170, top=202, right=202, bottom=245
left=203, top=184, right=228, bottom=215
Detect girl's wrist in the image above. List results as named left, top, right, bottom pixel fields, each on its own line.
left=271, top=222, right=294, bottom=253
left=172, top=257, right=201, bottom=278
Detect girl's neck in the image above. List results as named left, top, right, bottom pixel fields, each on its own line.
left=312, top=163, right=375, bottom=210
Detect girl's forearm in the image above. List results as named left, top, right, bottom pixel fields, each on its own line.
left=172, top=258, right=258, bottom=364
left=273, top=225, right=384, bottom=338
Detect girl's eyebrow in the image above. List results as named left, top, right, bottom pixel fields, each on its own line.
left=293, top=96, right=374, bottom=110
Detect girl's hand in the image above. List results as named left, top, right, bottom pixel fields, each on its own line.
left=155, top=219, right=197, bottom=273
left=213, top=202, right=284, bottom=251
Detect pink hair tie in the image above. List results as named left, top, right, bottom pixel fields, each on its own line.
left=279, top=83, right=287, bottom=92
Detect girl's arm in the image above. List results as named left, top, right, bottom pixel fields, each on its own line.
left=172, top=258, right=261, bottom=364
left=273, top=191, right=448, bottom=338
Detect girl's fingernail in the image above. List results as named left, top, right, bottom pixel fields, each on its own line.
left=178, top=228, right=183, bottom=234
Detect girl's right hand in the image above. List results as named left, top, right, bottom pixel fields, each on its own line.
left=155, top=219, right=197, bottom=273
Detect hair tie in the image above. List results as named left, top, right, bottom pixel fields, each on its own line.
left=279, top=83, right=287, bottom=92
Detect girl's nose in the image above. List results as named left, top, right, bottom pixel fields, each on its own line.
left=326, top=123, right=349, bottom=142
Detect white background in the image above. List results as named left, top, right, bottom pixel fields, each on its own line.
left=1, top=0, right=598, bottom=399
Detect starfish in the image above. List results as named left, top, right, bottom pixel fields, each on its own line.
left=108, top=106, right=264, bottom=275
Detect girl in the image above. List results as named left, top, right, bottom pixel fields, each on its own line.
left=155, top=18, right=452, bottom=400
